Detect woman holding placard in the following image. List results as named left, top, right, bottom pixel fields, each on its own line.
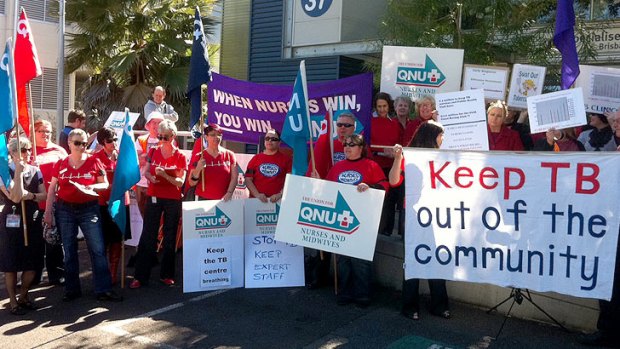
left=487, top=100, right=524, bottom=151
left=389, top=121, right=452, bottom=321
left=325, top=134, right=388, bottom=307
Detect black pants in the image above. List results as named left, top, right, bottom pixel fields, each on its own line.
left=402, top=278, right=449, bottom=315
left=597, top=227, right=620, bottom=337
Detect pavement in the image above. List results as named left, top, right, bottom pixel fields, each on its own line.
left=0, top=241, right=606, bottom=349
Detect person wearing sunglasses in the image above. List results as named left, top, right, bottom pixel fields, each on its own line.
left=0, top=137, right=46, bottom=315
left=325, top=134, right=388, bottom=307
left=245, top=129, right=291, bottom=203
left=130, top=120, right=187, bottom=289
left=32, top=119, right=67, bottom=286
left=44, top=129, right=122, bottom=302
left=389, top=120, right=451, bottom=321
left=187, top=123, right=238, bottom=201
left=94, top=127, right=130, bottom=285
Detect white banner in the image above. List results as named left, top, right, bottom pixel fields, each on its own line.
left=462, top=65, right=510, bottom=101
left=404, top=149, right=620, bottom=300
left=275, top=174, right=384, bottom=261
left=380, top=46, right=464, bottom=101
left=436, top=89, right=489, bottom=151
left=574, top=64, right=620, bottom=114
left=182, top=200, right=245, bottom=293
left=506, top=64, right=546, bottom=109
left=244, top=199, right=305, bottom=288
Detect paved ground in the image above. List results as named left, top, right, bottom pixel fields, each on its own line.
left=0, top=242, right=603, bottom=349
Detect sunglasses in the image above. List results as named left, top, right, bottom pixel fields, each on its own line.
left=72, top=141, right=88, bottom=147
left=336, top=123, right=354, bottom=128
left=265, top=137, right=280, bottom=142
left=105, top=138, right=118, bottom=144
left=157, top=135, right=171, bottom=141
left=206, top=132, right=221, bottom=137
left=20, top=148, right=32, bottom=153
left=36, top=130, right=51, bottom=134
left=343, top=142, right=361, bottom=147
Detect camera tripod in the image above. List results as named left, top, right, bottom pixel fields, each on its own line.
left=487, top=288, right=568, bottom=339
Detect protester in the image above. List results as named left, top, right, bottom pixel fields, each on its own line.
left=404, top=95, right=438, bottom=141
left=610, top=110, right=620, bottom=150
left=532, top=127, right=584, bottom=151
left=59, top=110, right=87, bottom=153
left=33, top=120, right=67, bottom=285
left=389, top=121, right=451, bottom=320
left=0, top=137, right=46, bottom=315
left=324, top=134, right=388, bottom=307
left=144, top=86, right=179, bottom=122
left=44, top=129, right=122, bottom=302
left=130, top=120, right=186, bottom=289
left=307, top=111, right=358, bottom=179
left=393, top=96, right=415, bottom=146
left=187, top=123, right=237, bottom=201
left=94, top=127, right=131, bottom=285
left=486, top=100, right=524, bottom=151
left=577, top=113, right=616, bottom=151
left=245, top=129, right=291, bottom=202
left=135, top=111, right=165, bottom=217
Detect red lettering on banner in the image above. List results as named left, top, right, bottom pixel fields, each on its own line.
left=429, top=161, right=451, bottom=188
left=576, top=163, right=600, bottom=194
left=454, top=167, right=473, bottom=188
left=479, top=167, right=499, bottom=190
left=540, top=162, right=570, bottom=192
left=504, top=168, right=525, bottom=200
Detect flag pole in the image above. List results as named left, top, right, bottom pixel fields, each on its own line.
left=27, top=83, right=37, bottom=159
left=300, top=61, right=316, bottom=175
left=200, top=84, right=206, bottom=191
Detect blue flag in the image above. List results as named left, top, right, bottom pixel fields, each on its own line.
left=554, top=0, right=580, bottom=90
left=187, top=7, right=212, bottom=128
left=108, top=110, right=140, bottom=236
left=0, top=39, right=15, bottom=134
left=0, top=134, right=10, bottom=188
left=281, top=61, right=311, bottom=175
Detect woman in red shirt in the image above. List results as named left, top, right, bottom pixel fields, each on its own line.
left=325, top=134, right=388, bottom=307
left=187, top=124, right=238, bottom=201
left=44, top=129, right=121, bottom=302
left=130, top=120, right=187, bottom=288
left=245, top=129, right=291, bottom=202
left=487, top=101, right=524, bottom=151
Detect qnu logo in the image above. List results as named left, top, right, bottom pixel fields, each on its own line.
left=256, top=204, right=280, bottom=226
left=333, top=152, right=345, bottom=162
left=298, top=192, right=359, bottom=234
left=195, top=206, right=231, bottom=230
left=109, top=119, right=125, bottom=128
left=259, top=163, right=280, bottom=178
left=236, top=164, right=246, bottom=189
left=396, top=55, right=446, bottom=88
left=337, top=170, right=361, bottom=184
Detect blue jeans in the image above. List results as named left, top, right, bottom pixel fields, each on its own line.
left=56, top=200, right=112, bottom=294
left=337, top=255, right=372, bottom=302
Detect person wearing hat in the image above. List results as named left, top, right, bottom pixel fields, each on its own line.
left=134, top=111, right=165, bottom=217
left=188, top=123, right=238, bottom=201
left=577, top=113, right=617, bottom=152
left=144, top=86, right=179, bottom=122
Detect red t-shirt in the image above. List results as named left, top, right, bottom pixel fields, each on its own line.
left=94, top=149, right=131, bottom=206
left=394, top=118, right=416, bottom=147
left=146, top=147, right=187, bottom=200
left=306, top=135, right=346, bottom=179
left=52, top=155, right=105, bottom=203
left=370, top=117, right=402, bottom=169
left=403, top=118, right=429, bottom=146
left=245, top=151, right=292, bottom=197
left=189, top=148, right=236, bottom=200
left=326, top=157, right=389, bottom=191
left=35, top=143, right=67, bottom=209
left=488, top=126, right=525, bottom=151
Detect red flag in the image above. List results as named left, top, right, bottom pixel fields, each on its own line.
left=14, top=8, right=41, bottom=136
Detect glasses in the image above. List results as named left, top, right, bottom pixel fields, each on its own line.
left=336, top=123, right=354, bottom=128
left=20, top=148, right=32, bottom=153
left=157, top=134, right=171, bottom=141
left=265, top=137, right=280, bottom=142
left=343, top=142, right=361, bottom=147
left=72, top=141, right=88, bottom=147
left=36, top=130, right=51, bottom=134
left=206, top=132, right=221, bottom=137
left=105, top=138, right=118, bottom=144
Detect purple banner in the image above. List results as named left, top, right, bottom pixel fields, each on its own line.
left=207, top=73, right=373, bottom=144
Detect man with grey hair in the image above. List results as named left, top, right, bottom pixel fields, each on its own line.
left=144, top=86, right=179, bottom=122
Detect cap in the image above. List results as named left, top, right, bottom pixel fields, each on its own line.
left=146, top=111, right=165, bottom=124
left=204, top=123, right=223, bottom=135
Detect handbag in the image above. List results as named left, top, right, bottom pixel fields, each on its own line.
left=43, top=223, right=61, bottom=246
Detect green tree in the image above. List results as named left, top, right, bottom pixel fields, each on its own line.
left=61, top=0, right=218, bottom=130
left=376, top=0, right=605, bottom=90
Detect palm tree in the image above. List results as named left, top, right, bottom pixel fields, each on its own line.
left=61, top=0, right=218, bottom=130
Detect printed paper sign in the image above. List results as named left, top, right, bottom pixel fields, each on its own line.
left=526, top=88, right=587, bottom=134
left=275, top=174, right=384, bottom=261
left=183, top=200, right=244, bottom=293
left=103, top=111, right=140, bottom=141
left=380, top=46, right=464, bottom=101
left=436, top=89, right=489, bottom=150
left=507, top=64, right=546, bottom=109
left=244, top=199, right=305, bottom=288
left=403, top=149, right=620, bottom=300
left=574, top=64, right=620, bottom=114
left=462, top=65, right=510, bottom=101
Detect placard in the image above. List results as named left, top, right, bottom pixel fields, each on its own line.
left=507, top=64, right=546, bottom=109
left=462, top=65, right=510, bottom=101
left=183, top=200, right=245, bottom=293
left=526, top=88, right=587, bottom=134
left=275, top=174, right=384, bottom=261
left=574, top=64, right=620, bottom=114
left=244, top=199, right=305, bottom=288
left=436, top=89, right=489, bottom=150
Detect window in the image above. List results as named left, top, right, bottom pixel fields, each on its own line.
left=0, top=0, right=5, bottom=15
left=29, top=67, right=70, bottom=110
left=21, top=0, right=58, bottom=23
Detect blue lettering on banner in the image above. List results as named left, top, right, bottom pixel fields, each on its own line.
left=396, top=55, right=446, bottom=88
left=302, top=0, right=333, bottom=17
left=256, top=204, right=280, bottom=227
